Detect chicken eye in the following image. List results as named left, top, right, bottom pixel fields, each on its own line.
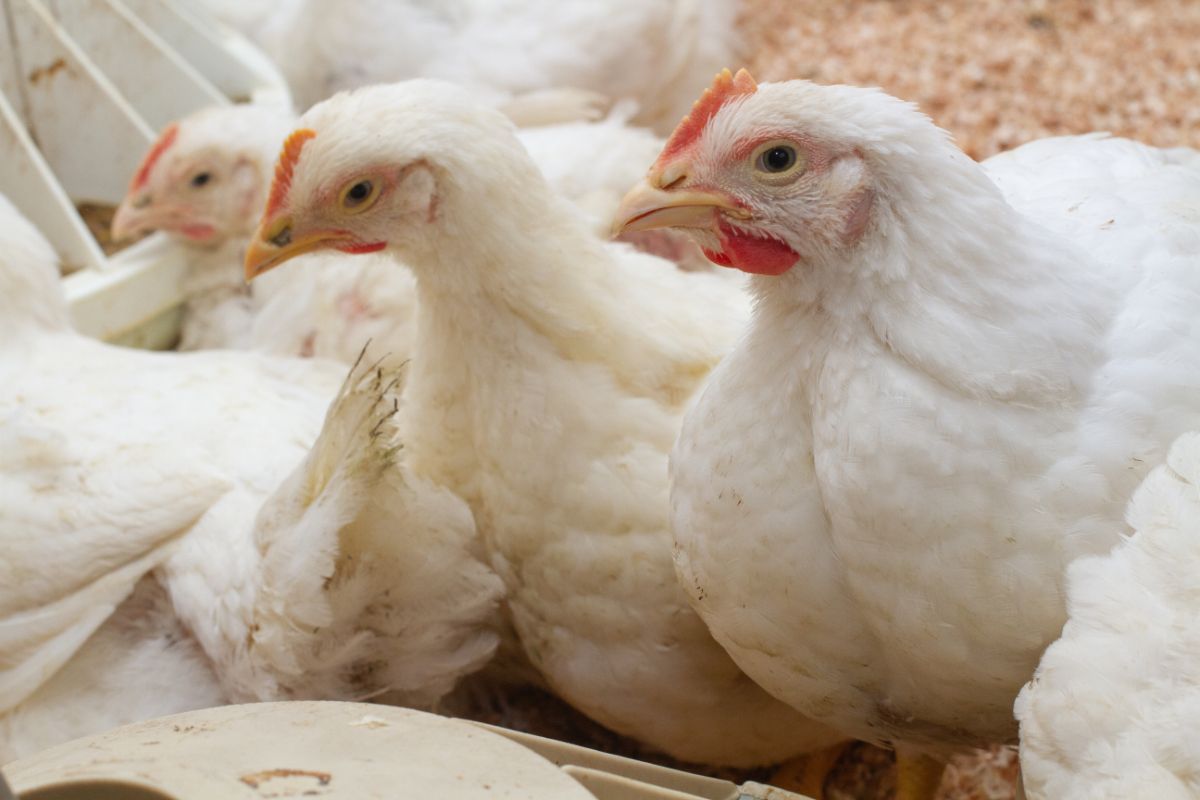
left=751, top=141, right=806, bottom=183
left=758, top=146, right=796, bottom=173
left=190, top=171, right=213, bottom=188
left=339, top=179, right=380, bottom=213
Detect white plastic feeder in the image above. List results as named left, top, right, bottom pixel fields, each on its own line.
left=1, top=702, right=810, bottom=800
left=0, top=0, right=289, bottom=348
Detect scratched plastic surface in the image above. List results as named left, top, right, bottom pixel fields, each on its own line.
left=3, top=702, right=813, bottom=800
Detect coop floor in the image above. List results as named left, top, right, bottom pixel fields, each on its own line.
left=738, top=0, right=1199, bottom=160
left=450, top=684, right=1019, bottom=800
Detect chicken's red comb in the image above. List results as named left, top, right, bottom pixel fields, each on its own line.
left=130, top=123, right=180, bottom=191
left=659, top=68, right=758, bottom=162
left=265, top=128, right=317, bottom=217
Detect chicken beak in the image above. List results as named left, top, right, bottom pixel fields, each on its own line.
left=611, top=177, right=746, bottom=237
left=111, top=195, right=160, bottom=242
left=244, top=217, right=345, bottom=281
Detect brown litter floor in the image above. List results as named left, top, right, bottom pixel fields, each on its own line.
left=739, top=0, right=1200, bottom=160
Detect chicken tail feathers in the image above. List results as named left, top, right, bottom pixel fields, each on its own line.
left=243, top=349, right=504, bottom=706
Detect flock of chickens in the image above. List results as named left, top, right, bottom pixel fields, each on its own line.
left=3, top=2, right=1199, bottom=799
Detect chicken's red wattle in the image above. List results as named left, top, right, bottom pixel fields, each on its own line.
left=704, top=222, right=799, bottom=276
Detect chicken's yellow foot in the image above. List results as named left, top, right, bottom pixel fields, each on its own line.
left=767, top=741, right=853, bottom=799
left=895, top=749, right=945, bottom=800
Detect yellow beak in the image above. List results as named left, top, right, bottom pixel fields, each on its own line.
left=611, top=178, right=747, bottom=237
left=111, top=195, right=162, bottom=242
left=244, top=218, right=346, bottom=281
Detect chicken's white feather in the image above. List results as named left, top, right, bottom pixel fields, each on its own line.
left=0, top=196, right=501, bottom=759
left=216, top=0, right=742, bottom=133
left=652, top=79, right=1200, bottom=755
left=1017, top=432, right=1200, bottom=799
left=261, top=81, right=840, bottom=767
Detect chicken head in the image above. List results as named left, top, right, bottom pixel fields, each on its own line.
left=613, top=69, right=893, bottom=276
left=242, top=81, right=545, bottom=281
left=113, top=106, right=292, bottom=247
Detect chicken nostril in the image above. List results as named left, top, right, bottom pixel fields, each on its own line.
left=269, top=227, right=292, bottom=248
left=132, top=195, right=152, bottom=209
left=655, top=162, right=689, bottom=191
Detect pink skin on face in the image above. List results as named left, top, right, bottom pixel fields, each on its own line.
left=656, top=140, right=808, bottom=275
left=178, top=222, right=218, bottom=241
left=639, top=70, right=816, bottom=276
left=298, top=170, right=399, bottom=256
left=705, top=131, right=863, bottom=276
left=336, top=241, right=387, bottom=254
left=647, top=71, right=803, bottom=275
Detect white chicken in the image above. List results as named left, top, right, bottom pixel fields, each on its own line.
left=110, top=103, right=410, bottom=358
left=240, top=80, right=845, bottom=773
left=1015, top=431, right=1200, bottom=800
left=0, top=195, right=504, bottom=761
left=202, top=0, right=742, bottom=134
left=113, top=102, right=702, bottom=360
left=613, top=70, right=1200, bottom=796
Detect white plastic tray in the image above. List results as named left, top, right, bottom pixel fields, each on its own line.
left=1, top=702, right=811, bottom=800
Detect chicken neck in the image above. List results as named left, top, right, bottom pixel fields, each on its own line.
left=755, top=153, right=1122, bottom=410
